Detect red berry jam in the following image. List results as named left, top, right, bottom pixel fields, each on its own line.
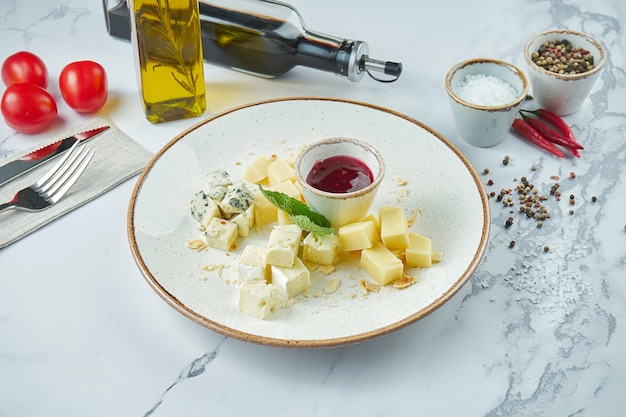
left=306, top=155, right=374, bottom=193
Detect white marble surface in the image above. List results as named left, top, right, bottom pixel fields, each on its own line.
left=1, top=0, right=625, bottom=415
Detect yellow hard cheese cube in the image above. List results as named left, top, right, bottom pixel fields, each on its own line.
left=270, top=180, right=303, bottom=225
left=243, top=155, right=274, bottom=184
left=360, top=242, right=404, bottom=286
left=379, top=206, right=409, bottom=249
left=302, top=233, right=341, bottom=265
left=338, top=220, right=379, bottom=252
left=252, top=192, right=277, bottom=226
left=405, top=232, right=432, bottom=268
left=267, top=158, right=295, bottom=186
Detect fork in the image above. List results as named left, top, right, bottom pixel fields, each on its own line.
left=0, top=142, right=94, bottom=213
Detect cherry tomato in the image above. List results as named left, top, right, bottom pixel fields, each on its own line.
left=1, top=83, right=57, bottom=134
left=1, top=51, right=49, bottom=88
left=59, top=60, right=108, bottom=113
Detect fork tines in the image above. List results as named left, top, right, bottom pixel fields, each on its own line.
left=35, top=142, right=95, bottom=203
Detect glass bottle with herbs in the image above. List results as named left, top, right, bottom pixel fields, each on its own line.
left=130, top=0, right=206, bottom=123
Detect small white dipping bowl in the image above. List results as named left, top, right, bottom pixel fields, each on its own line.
left=294, top=137, right=385, bottom=228
left=524, top=29, right=606, bottom=115
left=445, top=58, right=529, bottom=148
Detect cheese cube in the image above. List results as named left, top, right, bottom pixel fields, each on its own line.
left=302, top=233, right=341, bottom=265
left=238, top=245, right=269, bottom=282
left=269, top=180, right=303, bottom=225
left=267, top=158, right=295, bottom=186
left=204, top=217, right=238, bottom=251
left=205, top=170, right=232, bottom=202
left=270, top=257, right=311, bottom=298
left=338, top=220, right=379, bottom=252
left=238, top=280, right=279, bottom=320
left=265, top=224, right=302, bottom=267
left=362, top=213, right=380, bottom=233
left=252, top=192, right=277, bottom=226
left=231, top=204, right=255, bottom=237
left=405, top=232, right=433, bottom=268
left=360, top=242, right=404, bottom=286
left=379, top=206, right=409, bottom=249
left=243, top=155, right=273, bottom=184
left=219, top=182, right=254, bottom=217
left=190, top=190, right=221, bottom=229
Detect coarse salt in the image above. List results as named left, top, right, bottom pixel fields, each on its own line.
left=455, top=74, right=519, bottom=106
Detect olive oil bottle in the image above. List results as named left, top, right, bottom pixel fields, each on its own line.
left=130, top=0, right=206, bottom=123
left=107, top=0, right=402, bottom=83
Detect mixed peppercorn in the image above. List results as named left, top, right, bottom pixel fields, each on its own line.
left=531, top=39, right=594, bottom=75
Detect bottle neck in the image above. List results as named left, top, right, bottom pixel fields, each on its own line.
left=295, top=32, right=367, bottom=81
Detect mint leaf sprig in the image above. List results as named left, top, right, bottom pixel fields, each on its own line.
left=259, top=186, right=334, bottom=235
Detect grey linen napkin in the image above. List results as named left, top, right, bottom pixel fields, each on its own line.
left=0, top=116, right=153, bottom=248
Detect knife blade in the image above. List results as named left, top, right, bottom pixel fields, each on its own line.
left=0, top=125, right=109, bottom=187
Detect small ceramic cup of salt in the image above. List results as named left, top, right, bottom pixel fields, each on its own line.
left=445, top=58, right=529, bottom=147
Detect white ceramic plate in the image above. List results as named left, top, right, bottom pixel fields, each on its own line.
left=128, top=97, right=490, bottom=348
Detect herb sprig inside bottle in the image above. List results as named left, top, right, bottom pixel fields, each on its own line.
left=259, top=186, right=333, bottom=235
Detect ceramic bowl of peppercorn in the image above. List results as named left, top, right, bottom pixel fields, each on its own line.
left=524, top=29, right=606, bottom=115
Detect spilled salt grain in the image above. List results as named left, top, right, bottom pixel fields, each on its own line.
left=455, top=74, right=519, bottom=106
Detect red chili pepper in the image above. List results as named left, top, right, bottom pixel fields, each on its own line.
left=519, top=112, right=583, bottom=150
left=512, top=119, right=565, bottom=158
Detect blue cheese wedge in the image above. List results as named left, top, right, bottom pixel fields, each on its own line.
left=204, top=217, right=238, bottom=251
left=302, top=233, right=341, bottom=266
left=219, top=182, right=254, bottom=218
left=264, top=224, right=302, bottom=268
left=238, top=280, right=280, bottom=320
left=238, top=245, right=269, bottom=282
left=205, top=170, right=232, bottom=202
left=270, top=257, right=311, bottom=298
left=190, top=190, right=221, bottom=229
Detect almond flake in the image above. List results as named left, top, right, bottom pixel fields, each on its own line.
left=323, top=277, right=341, bottom=294
left=393, top=275, right=418, bottom=289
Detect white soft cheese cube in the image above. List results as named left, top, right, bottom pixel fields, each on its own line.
left=238, top=280, right=279, bottom=320
left=205, top=170, right=232, bottom=202
left=270, top=257, right=311, bottom=298
left=219, top=182, right=254, bottom=217
left=190, top=190, right=221, bottom=229
left=265, top=224, right=302, bottom=268
left=204, top=217, right=238, bottom=251
left=231, top=204, right=255, bottom=237
left=238, top=245, right=269, bottom=283
left=302, top=233, right=341, bottom=266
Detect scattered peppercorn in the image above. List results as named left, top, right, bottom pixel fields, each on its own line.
left=569, top=209, right=574, bottom=215
left=591, top=196, right=597, bottom=203
left=509, top=240, right=516, bottom=248
left=505, top=217, right=514, bottom=228
left=503, top=155, right=510, bottom=166
left=483, top=168, right=490, bottom=175
left=544, top=246, right=550, bottom=252
left=569, top=171, right=576, bottom=179
left=487, top=179, right=494, bottom=186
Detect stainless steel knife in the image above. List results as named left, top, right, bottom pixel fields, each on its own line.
left=0, top=125, right=109, bottom=187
